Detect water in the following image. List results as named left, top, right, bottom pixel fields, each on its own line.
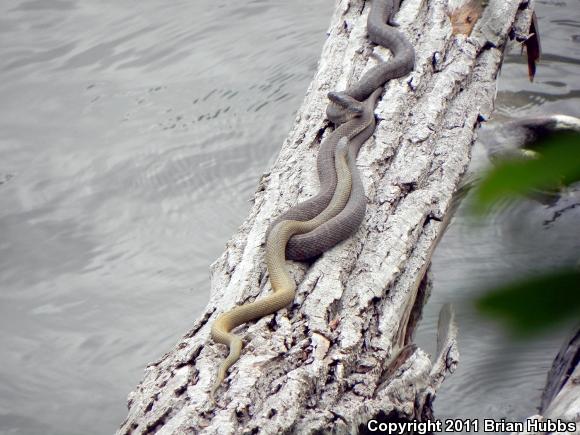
left=0, top=1, right=578, bottom=434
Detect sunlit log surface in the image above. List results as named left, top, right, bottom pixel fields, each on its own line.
left=118, top=0, right=537, bottom=433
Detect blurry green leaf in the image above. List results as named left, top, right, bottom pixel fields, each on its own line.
left=473, top=131, right=580, bottom=213
left=476, top=268, right=580, bottom=335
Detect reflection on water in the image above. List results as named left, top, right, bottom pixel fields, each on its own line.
left=0, top=0, right=578, bottom=434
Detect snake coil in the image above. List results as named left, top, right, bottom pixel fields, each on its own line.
left=210, top=0, right=415, bottom=397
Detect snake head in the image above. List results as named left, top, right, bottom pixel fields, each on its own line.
left=326, top=91, right=364, bottom=125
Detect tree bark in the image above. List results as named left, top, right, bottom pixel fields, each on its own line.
left=512, top=329, right=580, bottom=435
left=540, top=329, right=580, bottom=421
left=118, top=0, right=537, bottom=433
left=540, top=329, right=580, bottom=418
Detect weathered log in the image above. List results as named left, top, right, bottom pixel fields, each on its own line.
left=541, top=329, right=580, bottom=418
left=118, top=0, right=536, bottom=433
left=512, top=329, right=580, bottom=435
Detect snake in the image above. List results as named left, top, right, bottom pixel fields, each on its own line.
left=210, top=136, right=353, bottom=397
left=266, top=87, right=383, bottom=260
left=327, top=0, right=415, bottom=118
left=210, top=0, right=416, bottom=395
left=269, top=0, right=415, bottom=261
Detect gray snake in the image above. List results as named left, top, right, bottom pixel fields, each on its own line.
left=269, top=0, right=415, bottom=260
left=210, top=137, right=353, bottom=398
left=210, top=0, right=415, bottom=395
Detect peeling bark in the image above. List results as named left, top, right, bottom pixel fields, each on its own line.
left=118, top=0, right=536, bottom=433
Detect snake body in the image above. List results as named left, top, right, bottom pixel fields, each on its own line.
left=267, top=87, right=383, bottom=260
left=210, top=0, right=416, bottom=395
left=326, top=0, right=415, bottom=119
left=272, top=0, right=415, bottom=260
left=210, top=137, right=352, bottom=396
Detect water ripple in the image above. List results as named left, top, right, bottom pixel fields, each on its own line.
left=1, top=0, right=579, bottom=433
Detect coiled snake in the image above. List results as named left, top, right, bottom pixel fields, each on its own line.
left=210, top=0, right=415, bottom=397
left=210, top=136, right=353, bottom=398
left=269, top=0, right=415, bottom=260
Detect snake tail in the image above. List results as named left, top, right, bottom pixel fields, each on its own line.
left=210, top=137, right=353, bottom=396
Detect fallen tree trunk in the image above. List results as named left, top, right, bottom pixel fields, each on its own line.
left=119, top=0, right=536, bottom=433
left=540, top=328, right=580, bottom=422
left=513, top=329, right=580, bottom=435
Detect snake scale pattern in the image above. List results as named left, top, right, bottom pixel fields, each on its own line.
left=210, top=0, right=415, bottom=397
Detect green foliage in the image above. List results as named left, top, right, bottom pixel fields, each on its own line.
left=472, top=130, right=580, bottom=334
left=472, top=131, right=580, bottom=214
left=476, top=269, right=580, bottom=335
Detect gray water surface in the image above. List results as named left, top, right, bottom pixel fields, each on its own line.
left=0, top=1, right=579, bottom=434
